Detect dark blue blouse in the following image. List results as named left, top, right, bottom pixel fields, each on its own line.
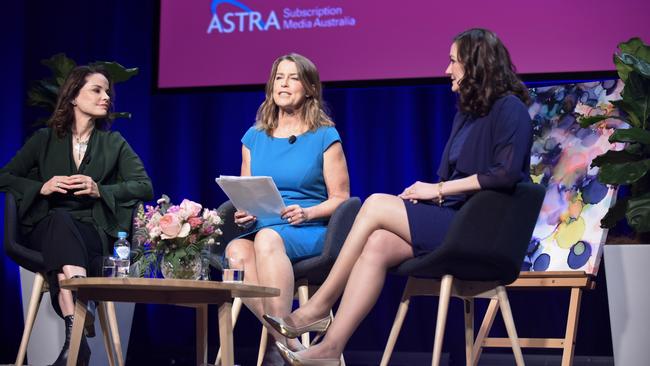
left=438, top=94, right=532, bottom=202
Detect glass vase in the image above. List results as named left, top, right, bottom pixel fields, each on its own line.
left=160, top=253, right=202, bottom=280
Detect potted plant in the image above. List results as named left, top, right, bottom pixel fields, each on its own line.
left=579, top=37, right=650, bottom=366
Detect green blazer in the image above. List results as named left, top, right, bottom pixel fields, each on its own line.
left=0, top=127, right=154, bottom=253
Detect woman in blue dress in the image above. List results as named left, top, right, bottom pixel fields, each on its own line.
left=225, top=53, right=350, bottom=363
left=266, top=29, right=533, bottom=365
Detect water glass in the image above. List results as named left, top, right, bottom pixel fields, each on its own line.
left=222, top=257, right=245, bottom=283
left=102, top=257, right=116, bottom=277
left=114, top=258, right=130, bottom=278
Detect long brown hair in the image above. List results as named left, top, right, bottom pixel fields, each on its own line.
left=255, top=53, right=333, bottom=134
left=48, top=65, right=114, bottom=138
left=453, top=28, right=530, bottom=117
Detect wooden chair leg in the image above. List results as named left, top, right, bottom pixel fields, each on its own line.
left=463, top=298, right=474, bottom=366
left=105, top=301, right=124, bottom=366
left=215, top=297, right=243, bottom=365
left=97, top=302, right=116, bottom=366
left=431, top=275, right=453, bottom=366
left=15, top=272, right=45, bottom=366
left=256, top=326, right=268, bottom=366
left=380, top=282, right=414, bottom=366
left=471, top=298, right=499, bottom=366
left=297, top=284, right=310, bottom=347
left=561, top=287, right=582, bottom=366
left=495, top=286, right=524, bottom=366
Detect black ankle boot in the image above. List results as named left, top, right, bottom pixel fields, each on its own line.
left=49, top=315, right=91, bottom=366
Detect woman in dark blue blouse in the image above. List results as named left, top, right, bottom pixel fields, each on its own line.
left=267, top=28, right=533, bottom=365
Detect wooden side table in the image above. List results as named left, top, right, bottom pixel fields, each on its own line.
left=60, top=277, right=279, bottom=366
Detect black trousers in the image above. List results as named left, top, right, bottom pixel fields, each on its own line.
left=27, top=209, right=103, bottom=317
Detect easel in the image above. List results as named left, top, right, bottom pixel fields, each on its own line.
left=472, top=271, right=596, bottom=366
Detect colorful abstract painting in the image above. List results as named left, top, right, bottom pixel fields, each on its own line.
left=523, top=80, right=626, bottom=275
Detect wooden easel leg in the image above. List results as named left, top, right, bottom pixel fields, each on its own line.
left=495, top=286, right=524, bottom=366
left=463, top=298, right=474, bottom=366
left=196, top=304, right=208, bottom=366
left=561, top=288, right=582, bottom=366
left=432, top=275, right=453, bottom=366
left=380, top=279, right=414, bottom=366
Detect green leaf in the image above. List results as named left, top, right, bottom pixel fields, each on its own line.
left=611, top=100, right=640, bottom=127
left=626, top=192, right=650, bottom=232
left=41, top=53, right=76, bottom=80
left=110, top=112, right=132, bottom=120
left=619, top=53, right=650, bottom=78
left=578, top=115, right=622, bottom=128
left=615, top=54, right=635, bottom=82
left=609, top=127, right=650, bottom=145
left=621, top=71, right=650, bottom=129
left=91, top=61, right=139, bottom=83
left=601, top=197, right=628, bottom=228
left=618, top=37, right=650, bottom=65
left=592, top=150, right=641, bottom=167
left=598, top=159, right=650, bottom=184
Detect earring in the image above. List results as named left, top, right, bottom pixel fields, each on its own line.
left=71, top=101, right=77, bottom=106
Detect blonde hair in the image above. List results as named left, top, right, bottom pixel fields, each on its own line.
left=255, top=53, right=333, bottom=134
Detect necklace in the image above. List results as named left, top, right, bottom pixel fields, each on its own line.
left=73, top=132, right=91, bottom=162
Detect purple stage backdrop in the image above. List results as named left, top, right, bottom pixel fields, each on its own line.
left=158, top=0, right=650, bottom=88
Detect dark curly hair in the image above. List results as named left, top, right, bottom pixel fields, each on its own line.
left=454, top=28, right=530, bottom=117
left=48, top=65, right=114, bottom=138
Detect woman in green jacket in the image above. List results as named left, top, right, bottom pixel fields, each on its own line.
left=0, top=65, right=153, bottom=366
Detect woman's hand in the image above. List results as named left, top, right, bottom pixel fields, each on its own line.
left=68, top=174, right=101, bottom=198
left=281, top=205, right=311, bottom=225
left=40, top=176, right=72, bottom=195
left=398, top=181, right=439, bottom=204
left=234, top=210, right=257, bottom=228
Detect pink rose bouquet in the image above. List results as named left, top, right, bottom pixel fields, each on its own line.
left=132, top=195, right=223, bottom=278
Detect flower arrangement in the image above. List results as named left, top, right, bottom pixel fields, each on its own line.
left=132, top=195, right=223, bottom=279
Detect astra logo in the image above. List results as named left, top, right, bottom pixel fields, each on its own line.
left=207, top=0, right=280, bottom=34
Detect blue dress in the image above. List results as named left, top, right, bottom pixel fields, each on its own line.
left=238, top=125, right=341, bottom=261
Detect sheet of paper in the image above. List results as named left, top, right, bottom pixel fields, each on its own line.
left=215, top=176, right=285, bottom=219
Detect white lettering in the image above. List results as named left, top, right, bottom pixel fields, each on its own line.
left=206, top=14, right=222, bottom=33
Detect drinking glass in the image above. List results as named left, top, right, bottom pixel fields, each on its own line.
left=102, top=257, right=116, bottom=277
left=222, top=256, right=245, bottom=283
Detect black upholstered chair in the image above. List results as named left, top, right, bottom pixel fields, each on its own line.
left=215, top=197, right=361, bottom=366
left=380, top=182, right=545, bottom=366
left=3, top=192, right=124, bottom=366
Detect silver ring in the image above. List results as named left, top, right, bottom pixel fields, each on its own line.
left=56, top=182, right=60, bottom=188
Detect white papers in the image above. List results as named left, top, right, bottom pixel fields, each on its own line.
left=215, top=176, right=285, bottom=219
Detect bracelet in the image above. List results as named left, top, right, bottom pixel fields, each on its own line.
left=437, top=181, right=444, bottom=206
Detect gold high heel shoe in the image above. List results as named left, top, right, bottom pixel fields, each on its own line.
left=275, top=341, right=340, bottom=366
left=263, top=314, right=332, bottom=339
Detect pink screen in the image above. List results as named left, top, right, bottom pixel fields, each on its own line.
left=158, top=0, right=650, bottom=88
